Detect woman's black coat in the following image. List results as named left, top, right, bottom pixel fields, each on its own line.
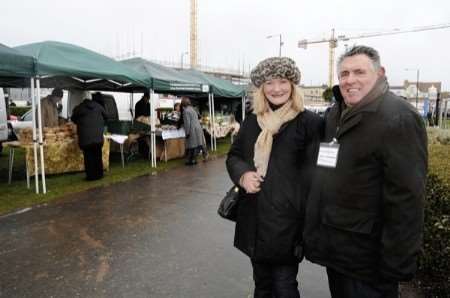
left=226, top=111, right=322, bottom=264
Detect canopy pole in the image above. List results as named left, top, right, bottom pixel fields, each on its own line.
left=130, top=92, right=134, bottom=123
left=36, top=78, right=46, bottom=194
left=242, top=96, right=246, bottom=122
left=208, top=93, right=213, bottom=150
left=30, top=78, right=39, bottom=193
left=212, top=93, right=217, bottom=151
left=150, top=89, right=157, bottom=168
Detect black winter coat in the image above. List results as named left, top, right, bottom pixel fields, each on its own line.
left=71, top=100, right=107, bottom=148
left=303, top=89, right=428, bottom=283
left=226, top=111, right=322, bottom=264
left=134, top=98, right=150, bottom=118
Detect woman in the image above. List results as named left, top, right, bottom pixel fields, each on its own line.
left=226, top=57, right=323, bottom=297
left=181, top=97, right=205, bottom=165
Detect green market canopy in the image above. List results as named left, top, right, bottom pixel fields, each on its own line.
left=15, top=41, right=150, bottom=91
left=0, top=43, right=35, bottom=87
left=181, top=69, right=246, bottom=98
left=121, top=57, right=207, bottom=94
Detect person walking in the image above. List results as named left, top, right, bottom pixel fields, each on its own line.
left=181, top=97, right=205, bottom=165
left=71, top=92, right=107, bottom=181
left=303, top=45, right=428, bottom=298
left=226, top=57, right=322, bottom=298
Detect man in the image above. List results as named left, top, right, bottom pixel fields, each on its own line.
left=40, top=88, right=63, bottom=127
left=71, top=91, right=107, bottom=181
left=134, top=91, right=150, bottom=119
left=303, top=45, right=427, bottom=297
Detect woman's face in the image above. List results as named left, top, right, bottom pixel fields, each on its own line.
left=263, top=78, right=292, bottom=106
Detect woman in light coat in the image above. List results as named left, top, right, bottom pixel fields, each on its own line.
left=181, top=97, right=205, bottom=165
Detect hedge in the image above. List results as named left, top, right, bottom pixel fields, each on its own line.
left=9, top=106, right=30, bottom=117
left=414, top=129, right=450, bottom=296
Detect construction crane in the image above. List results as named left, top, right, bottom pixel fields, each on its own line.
left=190, top=0, right=198, bottom=68
left=298, top=23, right=450, bottom=87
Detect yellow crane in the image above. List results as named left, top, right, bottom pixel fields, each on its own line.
left=298, top=23, right=450, bottom=87
left=190, top=0, right=198, bottom=69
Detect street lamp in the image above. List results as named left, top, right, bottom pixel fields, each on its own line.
left=405, top=68, right=420, bottom=109
left=180, top=51, right=189, bottom=69
left=267, top=34, right=283, bottom=57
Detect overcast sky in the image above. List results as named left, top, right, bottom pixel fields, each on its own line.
left=2, top=0, right=450, bottom=89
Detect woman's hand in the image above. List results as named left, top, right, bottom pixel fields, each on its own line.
left=239, top=171, right=264, bottom=194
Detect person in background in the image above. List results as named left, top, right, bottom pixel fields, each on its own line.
left=303, top=45, right=428, bottom=298
left=134, top=92, right=150, bottom=119
left=181, top=97, right=205, bottom=165
left=166, top=102, right=181, bottom=125
left=226, top=57, right=323, bottom=298
left=71, top=91, right=107, bottom=181
left=40, top=88, right=63, bottom=127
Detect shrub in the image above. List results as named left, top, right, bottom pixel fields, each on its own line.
left=9, top=106, right=30, bottom=118
left=414, top=133, right=450, bottom=296
left=415, top=174, right=450, bottom=296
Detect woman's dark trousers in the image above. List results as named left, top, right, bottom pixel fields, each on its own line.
left=251, top=260, right=300, bottom=298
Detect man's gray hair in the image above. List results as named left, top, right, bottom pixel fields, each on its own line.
left=337, top=45, right=381, bottom=71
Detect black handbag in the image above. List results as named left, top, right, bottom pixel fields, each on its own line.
left=218, top=186, right=240, bottom=221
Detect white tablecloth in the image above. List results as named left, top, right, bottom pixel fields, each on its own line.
left=161, top=128, right=185, bottom=140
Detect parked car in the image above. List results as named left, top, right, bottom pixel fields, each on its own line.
left=0, top=88, right=7, bottom=142
left=8, top=108, right=33, bottom=135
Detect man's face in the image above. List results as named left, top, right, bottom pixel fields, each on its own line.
left=338, top=54, right=384, bottom=107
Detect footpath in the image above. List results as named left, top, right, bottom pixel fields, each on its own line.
left=0, top=157, right=329, bottom=298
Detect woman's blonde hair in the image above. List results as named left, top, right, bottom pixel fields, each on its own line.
left=252, top=82, right=305, bottom=115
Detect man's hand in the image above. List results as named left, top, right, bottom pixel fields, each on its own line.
left=239, top=171, right=264, bottom=194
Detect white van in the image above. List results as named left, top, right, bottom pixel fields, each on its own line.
left=0, top=88, right=8, bottom=141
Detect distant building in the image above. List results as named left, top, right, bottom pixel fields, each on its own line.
left=403, top=80, right=441, bottom=104
left=389, top=85, right=407, bottom=98
left=300, top=84, right=328, bottom=105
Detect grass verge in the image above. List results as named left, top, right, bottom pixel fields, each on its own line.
left=0, top=139, right=231, bottom=216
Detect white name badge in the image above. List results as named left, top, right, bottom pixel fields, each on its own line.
left=317, top=142, right=340, bottom=168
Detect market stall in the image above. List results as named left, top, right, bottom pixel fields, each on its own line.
left=180, top=69, right=246, bottom=150
left=121, top=58, right=209, bottom=166
left=14, top=41, right=150, bottom=193
left=19, top=123, right=110, bottom=176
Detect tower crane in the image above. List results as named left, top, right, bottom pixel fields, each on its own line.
left=298, top=23, right=450, bottom=87
left=190, top=0, right=198, bottom=69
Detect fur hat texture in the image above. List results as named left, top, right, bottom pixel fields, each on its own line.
left=250, top=57, right=301, bottom=87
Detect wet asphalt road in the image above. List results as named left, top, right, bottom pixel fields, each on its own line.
left=0, top=157, right=330, bottom=298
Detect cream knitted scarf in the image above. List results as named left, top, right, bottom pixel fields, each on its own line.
left=254, top=100, right=301, bottom=177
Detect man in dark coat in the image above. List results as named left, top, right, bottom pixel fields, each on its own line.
left=71, top=92, right=107, bottom=181
left=303, top=45, right=428, bottom=298
left=134, top=92, right=150, bottom=119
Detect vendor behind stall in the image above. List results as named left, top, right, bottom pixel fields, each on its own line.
left=40, top=88, right=63, bottom=127
left=134, top=92, right=150, bottom=119
left=165, top=102, right=181, bottom=126
left=71, top=92, right=107, bottom=181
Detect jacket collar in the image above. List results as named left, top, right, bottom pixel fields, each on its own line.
left=332, top=77, right=388, bottom=139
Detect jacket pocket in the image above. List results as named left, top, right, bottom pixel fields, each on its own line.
left=322, top=205, right=376, bottom=234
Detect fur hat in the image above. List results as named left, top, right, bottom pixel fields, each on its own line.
left=250, top=57, right=301, bottom=87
